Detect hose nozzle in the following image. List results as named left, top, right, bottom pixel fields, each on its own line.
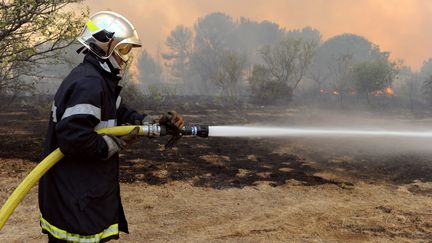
left=181, top=125, right=209, bottom=137
left=144, top=123, right=209, bottom=148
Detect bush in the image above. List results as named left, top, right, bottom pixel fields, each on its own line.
left=143, top=84, right=179, bottom=111
left=121, top=81, right=146, bottom=109
left=248, top=65, right=293, bottom=104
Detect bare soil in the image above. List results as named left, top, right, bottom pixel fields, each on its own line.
left=0, top=106, right=431, bottom=242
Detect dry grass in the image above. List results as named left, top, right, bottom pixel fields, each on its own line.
left=0, top=158, right=431, bottom=242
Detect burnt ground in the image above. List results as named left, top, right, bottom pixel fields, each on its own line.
left=0, top=106, right=345, bottom=189
left=0, top=105, right=431, bottom=242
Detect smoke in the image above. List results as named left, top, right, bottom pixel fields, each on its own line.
left=85, top=0, right=432, bottom=70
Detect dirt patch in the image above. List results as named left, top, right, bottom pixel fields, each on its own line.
left=0, top=170, right=431, bottom=242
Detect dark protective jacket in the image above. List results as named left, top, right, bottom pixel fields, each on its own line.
left=39, top=53, right=145, bottom=242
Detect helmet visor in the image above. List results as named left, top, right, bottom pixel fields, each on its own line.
left=114, top=44, right=133, bottom=62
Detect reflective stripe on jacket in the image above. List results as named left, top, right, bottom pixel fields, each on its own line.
left=40, top=216, right=118, bottom=243
left=39, top=53, right=145, bottom=239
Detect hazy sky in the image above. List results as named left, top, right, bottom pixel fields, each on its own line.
left=84, top=0, right=432, bottom=70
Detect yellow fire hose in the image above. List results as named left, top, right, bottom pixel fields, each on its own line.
left=0, top=125, right=141, bottom=230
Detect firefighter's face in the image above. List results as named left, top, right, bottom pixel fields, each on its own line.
left=112, top=52, right=127, bottom=70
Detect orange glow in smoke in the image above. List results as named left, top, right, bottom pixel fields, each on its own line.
left=369, top=87, right=394, bottom=97
left=384, top=87, right=394, bottom=96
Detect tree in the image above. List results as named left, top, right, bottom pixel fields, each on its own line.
left=248, top=64, right=293, bottom=104
left=190, top=12, right=236, bottom=95
left=231, top=18, right=285, bottom=63
left=214, top=50, right=247, bottom=98
left=418, top=59, right=432, bottom=107
left=310, top=34, right=383, bottom=95
left=247, top=36, right=317, bottom=104
left=328, top=53, right=354, bottom=95
left=193, top=12, right=235, bottom=51
left=165, top=25, right=193, bottom=58
left=259, top=36, right=317, bottom=90
left=0, top=0, right=87, bottom=95
left=162, top=25, right=193, bottom=88
left=397, top=66, right=423, bottom=112
left=189, top=45, right=219, bottom=95
left=422, top=75, right=432, bottom=105
left=286, top=26, right=321, bottom=44
left=422, top=75, right=432, bottom=106
left=352, top=56, right=399, bottom=103
left=420, top=58, right=432, bottom=79
left=137, top=50, right=162, bottom=84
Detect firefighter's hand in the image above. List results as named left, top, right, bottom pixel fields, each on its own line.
left=159, top=111, right=185, bottom=130
left=120, top=126, right=140, bottom=145
left=102, top=127, right=140, bottom=159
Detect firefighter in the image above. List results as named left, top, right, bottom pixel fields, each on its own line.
left=39, top=11, right=184, bottom=242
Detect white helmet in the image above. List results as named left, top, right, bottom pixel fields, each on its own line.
left=77, top=11, right=142, bottom=62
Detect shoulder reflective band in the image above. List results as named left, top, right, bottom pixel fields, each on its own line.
left=40, top=216, right=118, bottom=242
left=86, top=19, right=100, bottom=32
left=95, top=119, right=117, bottom=129
left=51, top=103, right=57, bottom=123
left=61, top=104, right=101, bottom=121
left=116, top=96, right=122, bottom=109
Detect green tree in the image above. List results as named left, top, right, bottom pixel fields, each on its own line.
left=215, top=50, right=246, bottom=98
left=248, top=36, right=316, bottom=104
left=0, top=0, right=87, bottom=95
left=309, top=33, right=383, bottom=95
left=260, top=36, right=317, bottom=91
left=352, top=56, right=399, bottom=103
left=248, top=64, right=293, bottom=104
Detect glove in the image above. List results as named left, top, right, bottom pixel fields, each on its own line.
left=159, top=111, right=185, bottom=148
left=159, top=111, right=185, bottom=130
left=102, top=126, right=140, bottom=159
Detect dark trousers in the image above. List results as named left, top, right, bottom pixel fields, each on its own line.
left=47, top=233, right=118, bottom=242
left=48, top=235, right=66, bottom=242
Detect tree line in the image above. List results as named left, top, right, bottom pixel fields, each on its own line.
left=138, top=12, right=407, bottom=106
left=3, top=4, right=432, bottom=109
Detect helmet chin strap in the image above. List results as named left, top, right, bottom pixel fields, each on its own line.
left=77, top=46, right=125, bottom=79
left=99, top=55, right=123, bottom=78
